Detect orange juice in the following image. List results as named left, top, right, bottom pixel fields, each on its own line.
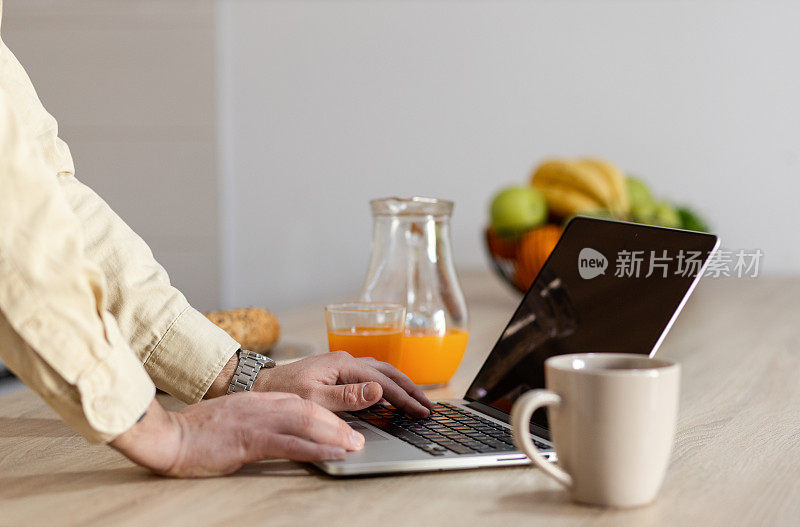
left=327, top=327, right=403, bottom=364
left=396, top=329, right=469, bottom=386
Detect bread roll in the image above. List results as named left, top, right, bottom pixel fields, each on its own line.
left=205, top=307, right=280, bottom=354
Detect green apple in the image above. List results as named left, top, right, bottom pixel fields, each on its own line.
left=626, top=176, right=655, bottom=212
left=651, top=201, right=681, bottom=228
left=490, top=186, right=547, bottom=237
left=630, top=202, right=656, bottom=223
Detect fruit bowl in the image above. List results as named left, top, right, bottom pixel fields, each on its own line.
left=485, top=228, right=519, bottom=292
left=485, top=157, right=710, bottom=294
left=484, top=225, right=563, bottom=294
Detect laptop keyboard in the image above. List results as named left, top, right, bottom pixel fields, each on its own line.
left=350, top=402, right=552, bottom=457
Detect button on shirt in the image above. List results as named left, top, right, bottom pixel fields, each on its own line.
left=0, top=2, right=240, bottom=443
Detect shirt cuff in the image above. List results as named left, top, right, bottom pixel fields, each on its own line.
left=143, top=306, right=241, bottom=403
left=78, top=312, right=156, bottom=443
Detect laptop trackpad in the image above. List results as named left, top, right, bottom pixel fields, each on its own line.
left=349, top=423, right=389, bottom=442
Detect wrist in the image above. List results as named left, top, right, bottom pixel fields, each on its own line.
left=110, top=398, right=184, bottom=475
left=204, top=351, right=239, bottom=399
left=252, top=363, right=277, bottom=393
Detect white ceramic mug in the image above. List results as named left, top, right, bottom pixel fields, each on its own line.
left=511, top=353, right=680, bottom=508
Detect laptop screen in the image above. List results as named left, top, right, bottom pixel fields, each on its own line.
left=465, top=217, right=718, bottom=437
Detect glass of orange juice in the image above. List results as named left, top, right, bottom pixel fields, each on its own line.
left=325, top=303, right=406, bottom=364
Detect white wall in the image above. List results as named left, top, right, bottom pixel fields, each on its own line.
left=4, top=1, right=799, bottom=315
left=218, top=0, right=800, bottom=311
left=2, top=1, right=222, bottom=311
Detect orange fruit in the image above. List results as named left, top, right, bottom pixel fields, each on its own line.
left=485, top=227, right=519, bottom=260
left=514, top=224, right=562, bottom=291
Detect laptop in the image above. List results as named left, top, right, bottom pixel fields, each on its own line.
left=315, top=217, right=719, bottom=476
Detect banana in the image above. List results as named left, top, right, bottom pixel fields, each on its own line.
left=531, top=159, right=615, bottom=210
left=531, top=181, right=604, bottom=217
left=578, top=158, right=630, bottom=216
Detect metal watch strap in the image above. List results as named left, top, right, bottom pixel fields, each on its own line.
left=227, top=349, right=276, bottom=394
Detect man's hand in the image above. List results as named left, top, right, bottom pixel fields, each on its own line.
left=111, top=393, right=364, bottom=477
left=205, top=350, right=433, bottom=416
left=253, top=351, right=433, bottom=417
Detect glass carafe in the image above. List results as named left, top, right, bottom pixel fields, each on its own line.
left=359, top=197, right=469, bottom=387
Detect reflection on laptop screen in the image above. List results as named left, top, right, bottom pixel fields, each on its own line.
left=465, top=217, right=718, bottom=434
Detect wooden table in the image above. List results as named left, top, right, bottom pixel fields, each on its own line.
left=2, top=272, right=800, bottom=526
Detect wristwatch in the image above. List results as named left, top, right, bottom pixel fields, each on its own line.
left=227, top=349, right=276, bottom=394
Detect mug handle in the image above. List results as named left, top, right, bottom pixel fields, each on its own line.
left=511, top=390, right=573, bottom=488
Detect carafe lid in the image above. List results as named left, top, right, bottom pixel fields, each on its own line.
left=370, top=197, right=454, bottom=217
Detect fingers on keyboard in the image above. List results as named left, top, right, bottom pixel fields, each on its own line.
left=352, top=403, right=534, bottom=456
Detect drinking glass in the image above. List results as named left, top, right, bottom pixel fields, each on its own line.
left=325, top=303, right=406, bottom=365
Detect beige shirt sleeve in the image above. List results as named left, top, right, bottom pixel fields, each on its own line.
left=0, top=90, right=155, bottom=443
left=0, top=9, right=240, bottom=442
left=57, top=174, right=240, bottom=403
